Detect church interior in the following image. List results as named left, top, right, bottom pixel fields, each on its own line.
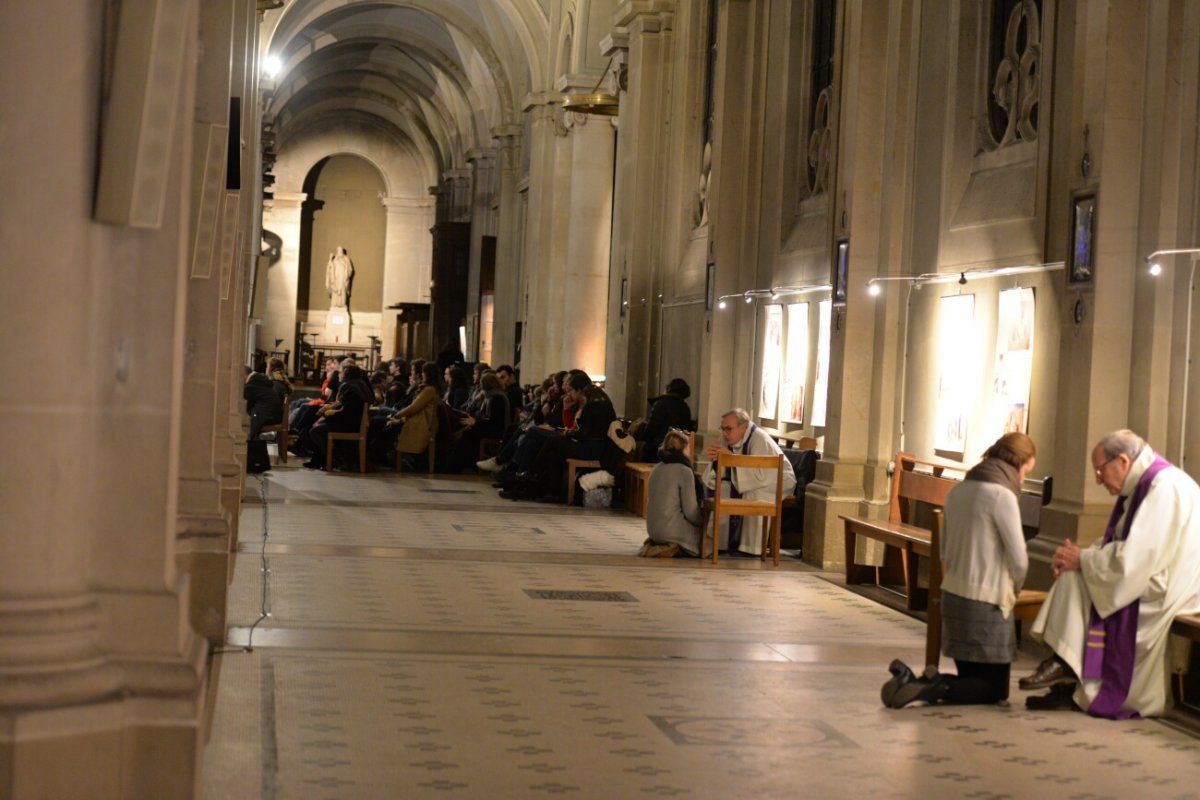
left=4, top=1, right=1200, bottom=797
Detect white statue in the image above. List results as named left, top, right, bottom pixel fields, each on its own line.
left=325, top=246, right=354, bottom=308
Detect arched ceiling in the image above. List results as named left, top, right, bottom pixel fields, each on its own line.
left=262, top=0, right=548, bottom=176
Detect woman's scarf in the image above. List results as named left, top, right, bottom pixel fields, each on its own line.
left=963, top=456, right=1021, bottom=498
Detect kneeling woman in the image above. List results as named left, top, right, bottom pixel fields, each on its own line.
left=642, top=430, right=706, bottom=557
left=882, top=431, right=1035, bottom=708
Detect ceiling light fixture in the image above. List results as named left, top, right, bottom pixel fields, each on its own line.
left=562, top=57, right=621, bottom=116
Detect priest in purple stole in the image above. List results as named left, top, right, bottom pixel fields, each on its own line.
left=1022, top=430, right=1200, bottom=717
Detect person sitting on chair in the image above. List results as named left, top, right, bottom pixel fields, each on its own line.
left=304, top=363, right=372, bottom=470
left=1018, top=430, right=1200, bottom=717
left=702, top=408, right=795, bottom=556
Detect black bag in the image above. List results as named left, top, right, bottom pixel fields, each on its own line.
left=247, top=439, right=271, bottom=474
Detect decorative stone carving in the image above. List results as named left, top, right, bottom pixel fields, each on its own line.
left=988, top=0, right=1040, bottom=149
left=326, top=246, right=354, bottom=307
left=694, top=141, right=712, bottom=228
left=807, top=85, right=834, bottom=196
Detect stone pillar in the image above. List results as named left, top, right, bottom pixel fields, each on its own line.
left=521, top=97, right=615, bottom=379
left=1, top=1, right=219, bottom=796
left=491, top=125, right=523, bottom=368
left=175, top=0, right=235, bottom=644
left=604, top=10, right=673, bottom=415
left=466, top=148, right=497, bottom=360
left=261, top=191, right=306, bottom=358
left=1035, top=1, right=1160, bottom=569
left=801, top=0, right=913, bottom=568
left=380, top=195, right=435, bottom=358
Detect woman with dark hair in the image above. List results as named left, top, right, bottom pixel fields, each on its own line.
left=639, top=378, right=694, bottom=462
left=641, top=429, right=705, bottom=557
left=447, top=372, right=510, bottom=472
left=882, top=431, right=1037, bottom=708
left=444, top=364, right=471, bottom=411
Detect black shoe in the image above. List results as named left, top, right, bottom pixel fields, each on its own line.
left=1018, top=656, right=1077, bottom=691
left=498, top=488, right=527, bottom=501
left=1025, top=682, right=1078, bottom=711
left=881, top=660, right=916, bottom=708
left=302, top=459, right=323, bottom=470
left=882, top=661, right=947, bottom=709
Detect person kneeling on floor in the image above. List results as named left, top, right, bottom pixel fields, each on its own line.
left=640, top=429, right=705, bottom=558
left=882, top=432, right=1037, bottom=709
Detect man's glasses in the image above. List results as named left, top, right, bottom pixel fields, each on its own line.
left=719, top=424, right=739, bottom=432
left=1094, top=455, right=1118, bottom=477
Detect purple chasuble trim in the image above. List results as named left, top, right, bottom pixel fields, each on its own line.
left=1084, top=454, right=1171, bottom=720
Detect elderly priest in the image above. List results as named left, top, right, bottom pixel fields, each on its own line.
left=1020, top=430, right=1200, bottom=717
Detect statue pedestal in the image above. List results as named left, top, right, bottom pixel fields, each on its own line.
left=326, top=305, right=351, bottom=344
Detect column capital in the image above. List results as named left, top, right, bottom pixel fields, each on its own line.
left=491, top=124, right=523, bottom=142
left=616, top=1, right=675, bottom=31
left=601, top=29, right=630, bottom=56
left=466, top=148, right=497, bottom=165
left=522, top=91, right=564, bottom=112
left=265, top=191, right=306, bottom=210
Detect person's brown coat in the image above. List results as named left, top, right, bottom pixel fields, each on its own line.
left=393, top=385, right=439, bottom=454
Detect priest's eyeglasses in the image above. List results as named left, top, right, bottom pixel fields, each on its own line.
left=1094, top=455, right=1118, bottom=477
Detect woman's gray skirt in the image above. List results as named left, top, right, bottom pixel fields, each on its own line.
left=940, top=591, right=1016, bottom=664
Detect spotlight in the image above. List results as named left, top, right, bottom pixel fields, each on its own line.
left=263, top=55, right=282, bottom=78
left=718, top=300, right=727, bottom=310
left=1149, top=262, right=1163, bottom=277
left=744, top=295, right=753, bottom=304
left=867, top=283, right=881, bottom=297
left=958, top=272, right=967, bottom=285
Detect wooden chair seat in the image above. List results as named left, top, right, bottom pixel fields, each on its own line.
left=326, top=406, right=370, bottom=473
left=259, top=395, right=290, bottom=464
left=705, top=451, right=786, bottom=566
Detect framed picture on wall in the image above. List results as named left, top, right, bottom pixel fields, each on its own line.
left=1068, top=190, right=1096, bottom=286
left=833, top=239, right=849, bottom=305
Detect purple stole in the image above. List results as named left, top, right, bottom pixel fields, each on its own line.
left=1083, top=455, right=1171, bottom=719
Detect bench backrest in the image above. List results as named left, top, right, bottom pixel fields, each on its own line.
left=889, top=452, right=959, bottom=525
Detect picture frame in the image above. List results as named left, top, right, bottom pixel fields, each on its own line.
left=1068, top=191, right=1096, bottom=286
left=833, top=239, right=849, bottom=305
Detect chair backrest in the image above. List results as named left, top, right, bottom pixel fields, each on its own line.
left=795, top=436, right=818, bottom=451
left=713, top=452, right=786, bottom=512
left=357, top=404, right=370, bottom=434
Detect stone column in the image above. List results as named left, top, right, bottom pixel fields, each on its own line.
left=1, top=1, right=223, bottom=796
left=466, top=148, right=497, bottom=359
left=175, top=0, right=235, bottom=644
left=801, top=0, right=914, bottom=568
left=520, top=96, right=615, bottom=379
left=604, top=10, right=673, bottom=414
left=491, top=125, right=523, bottom=367
left=380, top=195, right=435, bottom=357
left=261, top=191, right=306, bottom=358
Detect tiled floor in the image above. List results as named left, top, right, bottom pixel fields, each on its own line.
left=203, top=465, right=1200, bottom=799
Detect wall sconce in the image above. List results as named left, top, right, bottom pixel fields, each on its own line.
left=715, top=283, right=833, bottom=310
left=562, top=57, right=622, bottom=116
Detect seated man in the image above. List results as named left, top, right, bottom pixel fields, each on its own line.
left=1020, top=430, right=1200, bottom=717
left=243, top=365, right=285, bottom=441
left=702, top=408, right=796, bottom=556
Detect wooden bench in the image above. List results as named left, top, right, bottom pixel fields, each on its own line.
left=839, top=453, right=958, bottom=611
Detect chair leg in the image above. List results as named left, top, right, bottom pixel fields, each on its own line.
left=325, top=438, right=334, bottom=471
left=567, top=463, right=577, bottom=505
left=358, top=439, right=366, bottom=473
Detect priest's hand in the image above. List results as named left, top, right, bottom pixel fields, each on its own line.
left=704, top=442, right=729, bottom=461
left=1052, top=538, right=1081, bottom=577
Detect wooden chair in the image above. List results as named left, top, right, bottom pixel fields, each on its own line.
left=325, top=406, right=369, bottom=473
left=394, top=413, right=438, bottom=473
left=703, top=451, right=786, bottom=566
left=259, top=395, right=290, bottom=464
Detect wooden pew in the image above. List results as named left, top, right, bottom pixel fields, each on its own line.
left=839, top=453, right=957, bottom=611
